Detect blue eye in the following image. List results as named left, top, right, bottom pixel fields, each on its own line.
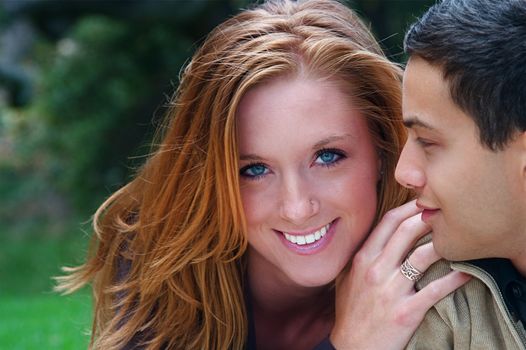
left=314, top=148, right=345, bottom=167
left=319, top=152, right=337, bottom=163
left=240, top=163, right=269, bottom=179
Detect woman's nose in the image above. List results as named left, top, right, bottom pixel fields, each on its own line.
left=279, top=176, right=319, bottom=225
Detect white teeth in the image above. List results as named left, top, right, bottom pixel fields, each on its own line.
left=283, top=223, right=331, bottom=246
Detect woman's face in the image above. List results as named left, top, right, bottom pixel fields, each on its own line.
left=237, top=75, right=379, bottom=288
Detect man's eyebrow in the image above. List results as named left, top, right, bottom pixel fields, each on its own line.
left=403, top=117, right=435, bottom=130
left=312, top=134, right=352, bottom=150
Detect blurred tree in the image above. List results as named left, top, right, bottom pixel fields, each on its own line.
left=1, top=0, right=249, bottom=213
left=352, top=0, right=435, bottom=61
left=0, top=0, right=434, bottom=221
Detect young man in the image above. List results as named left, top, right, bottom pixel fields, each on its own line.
left=396, top=0, right=526, bottom=348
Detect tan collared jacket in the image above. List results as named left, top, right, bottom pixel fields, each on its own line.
left=407, top=259, right=526, bottom=349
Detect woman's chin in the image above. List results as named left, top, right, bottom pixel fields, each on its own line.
left=284, top=266, right=341, bottom=289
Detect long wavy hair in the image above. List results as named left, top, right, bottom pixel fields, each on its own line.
left=56, top=0, right=411, bottom=349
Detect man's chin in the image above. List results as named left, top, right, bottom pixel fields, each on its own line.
left=431, top=233, right=463, bottom=261
left=433, top=241, right=477, bottom=262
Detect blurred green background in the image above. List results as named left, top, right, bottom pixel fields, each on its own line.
left=0, top=0, right=433, bottom=348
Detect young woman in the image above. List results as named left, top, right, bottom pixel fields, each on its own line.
left=58, top=1, right=468, bottom=349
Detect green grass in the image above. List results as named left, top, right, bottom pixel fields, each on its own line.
left=0, top=221, right=93, bottom=349
left=0, top=292, right=91, bottom=349
left=0, top=226, right=90, bottom=296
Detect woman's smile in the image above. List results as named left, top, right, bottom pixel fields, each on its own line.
left=237, top=74, right=379, bottom=288
left=277, top=219, right=338, bottom=255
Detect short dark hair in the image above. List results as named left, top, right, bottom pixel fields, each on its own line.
left=404, top=0, right=526, bottom=150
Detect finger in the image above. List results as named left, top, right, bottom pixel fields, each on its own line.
left=410, top=271, right=472, bottom=314
left=405, top=243, right=440, bottom=272
left=361, top=200, right=422, bottom=254
left=379, top=213, right=431, bottom=268
left=388, top=271, right=471, bottom=330
left=395, top=243, right=440, bottom=287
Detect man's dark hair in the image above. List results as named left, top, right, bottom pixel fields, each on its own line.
left=404, top=0, right=526, bottom=150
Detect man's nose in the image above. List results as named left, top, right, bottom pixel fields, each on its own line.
left=395, top=141, right=426, bottom=189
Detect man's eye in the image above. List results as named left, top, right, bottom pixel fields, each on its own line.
left=416, top=138, right=435, bottom=148
left=314, top=148, right=346, bottom=167
left=240, top=163, right=269, bottom=179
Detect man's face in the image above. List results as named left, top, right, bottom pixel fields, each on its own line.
left=396, top=57, right=526, bottom=264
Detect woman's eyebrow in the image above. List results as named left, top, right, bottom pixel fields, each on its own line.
left=239, top=134, right=353, bottom=161
left=312, top=134, right=352, bottom=150
left=239, top=154, right=264, bottom=162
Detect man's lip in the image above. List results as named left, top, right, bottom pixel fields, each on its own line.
left=416, top=201, right=439, bottom=211
left=421, top=208, right=440, bottom=223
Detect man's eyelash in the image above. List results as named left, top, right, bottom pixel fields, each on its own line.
left=416, top=138, right=435, bottom=147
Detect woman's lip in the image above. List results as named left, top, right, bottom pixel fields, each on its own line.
left=277, top=219, right=338, bottom=255
left=277, top=221, right=333, bottom=236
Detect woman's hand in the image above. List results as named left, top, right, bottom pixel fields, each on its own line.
left=330, top=200, right=471, bottom=349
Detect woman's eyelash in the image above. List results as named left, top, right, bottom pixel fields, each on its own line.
left=239, top=162, right=269, bottom=180
left=239, top=148, right=347, bottom=179
left=314, top=148, right=347, bottom=167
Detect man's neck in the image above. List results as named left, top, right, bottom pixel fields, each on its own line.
left=511, top=255, right=526, bottom=278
